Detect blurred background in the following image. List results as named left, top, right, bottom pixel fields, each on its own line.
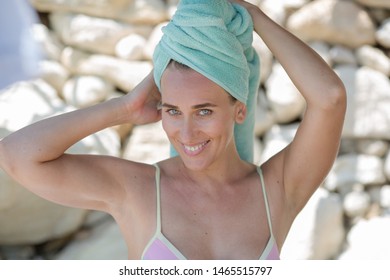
left=0, top=0, right=390, bottom=260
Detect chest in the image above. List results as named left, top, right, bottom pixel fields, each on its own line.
left=159, top=181, right=272, bottom=259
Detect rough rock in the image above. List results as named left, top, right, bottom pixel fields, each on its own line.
left=287, top=0, right=376, bottom=48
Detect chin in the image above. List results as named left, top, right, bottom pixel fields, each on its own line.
left=179, top=153, right=219, bottom=172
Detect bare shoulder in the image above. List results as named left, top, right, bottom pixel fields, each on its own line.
left=153, top=157, right=181, bottom=177
left=118, top=160, right=158, bottom=200
left=106, top=159, right=160, bottom=223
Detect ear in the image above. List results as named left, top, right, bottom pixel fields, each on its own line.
left=235, top=102, right=247, bottom=124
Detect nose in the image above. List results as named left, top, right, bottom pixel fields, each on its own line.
left=180, top=116, right=198, bottom=143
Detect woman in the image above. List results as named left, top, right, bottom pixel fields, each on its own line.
left=0, top=0, right=346, bottom=260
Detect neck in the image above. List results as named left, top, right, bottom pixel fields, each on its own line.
left=179, top=147, right=253, bottom=189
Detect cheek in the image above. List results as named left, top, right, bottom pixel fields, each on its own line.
left=201, top=115, right=236, bottom=137
left=208, top=118, right=230, bottom=131
left=161, top=116, right=175, bottom=136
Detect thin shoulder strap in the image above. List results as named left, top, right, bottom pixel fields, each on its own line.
left=257, top=166, right=274, bottom=237
left=153, top=163, right=162, bottom=233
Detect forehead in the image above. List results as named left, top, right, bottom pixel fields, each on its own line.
left=160, top=66, right=229, bottom=103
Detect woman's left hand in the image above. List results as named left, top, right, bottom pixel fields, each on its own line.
left=121, top=70, right=162, bottom=125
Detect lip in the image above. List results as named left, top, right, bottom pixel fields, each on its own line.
left=181, top=140, right=210, bottom=157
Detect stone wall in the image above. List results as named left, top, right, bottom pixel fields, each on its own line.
left=0, top=0, right=390, bottom=259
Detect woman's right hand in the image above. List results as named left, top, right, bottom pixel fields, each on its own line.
left=229, top=0, right=258, bottom=12
left=229, top=0, right=262, bottom=32
left=121, top=70, right=162, bottom=125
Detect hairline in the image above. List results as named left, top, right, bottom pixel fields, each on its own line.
left=166, top=59, right=238, bottom=104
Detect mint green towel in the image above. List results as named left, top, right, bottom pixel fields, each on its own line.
left=153, top=0, right=260, bottom=163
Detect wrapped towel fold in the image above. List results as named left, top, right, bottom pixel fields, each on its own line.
left=153, top=0, right=260, bottom=162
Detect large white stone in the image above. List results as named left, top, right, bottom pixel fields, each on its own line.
left=50, top=12, right=152, bottom=56
left=324, top=154, right=386, bottom=191
left=39, top=60, right=70, bottom=93
left=281, top=188, right=345, bottom=259
left=115, top=34, right=146, bottom=61
left=385, top=151, right=390, bottom=182
left=32, top=23, right=64, bottom=61
left=356, top=0, right=390, bottom=9
left=260, top=123, right=298, bottom=163
left=31, top=0, right=168, bottom=25
left=62, top=75, right=114, bottom=108
left=61, top=47, right=152, bottom=92
left=338, top=216, right=390, bottom=259
left=287, top=0, right=376, bottom=48
left=356, top=45, right=390, bottom=76
left=337, top=66, right=390, bottom=140
left=55, top=215, right=127, bottom=260
left=143, top=22, right=167, bottom=60
left=343, top=190, right=371, bottom=218
left=265, top=63, right=306, bottom=123
left=0, top=80, right=120, bottom=245
left=376, top=19, right=390, bottom=48
left=122, top=122, right=170, bottom=164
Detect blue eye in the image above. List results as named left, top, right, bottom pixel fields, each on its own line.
left=167, top=109, right=181, bottom=116
left=199, top=109, right=212, bottom=116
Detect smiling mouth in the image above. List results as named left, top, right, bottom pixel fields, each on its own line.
left=182, top=140, right=211, bottom=155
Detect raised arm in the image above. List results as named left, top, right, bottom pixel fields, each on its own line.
left=234, top=1, right=347, bottom=214
left=0, top=71, right=161, bottom=212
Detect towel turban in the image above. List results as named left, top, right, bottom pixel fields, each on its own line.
left=153, top=0, right=260, bottom=162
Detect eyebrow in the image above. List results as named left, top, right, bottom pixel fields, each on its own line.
left=161, top=103, right=217, bottom=109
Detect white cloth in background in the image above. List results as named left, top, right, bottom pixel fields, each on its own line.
left=0, top=0, right=42, bottom=89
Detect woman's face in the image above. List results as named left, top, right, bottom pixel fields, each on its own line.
left=160, top=66, right=246, bottom=171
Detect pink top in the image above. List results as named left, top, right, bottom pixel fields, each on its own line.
left=142, top=164, right=280, bottom=260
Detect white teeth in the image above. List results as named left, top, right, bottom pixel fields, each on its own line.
left=184, top=141, right=208, bottom=152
